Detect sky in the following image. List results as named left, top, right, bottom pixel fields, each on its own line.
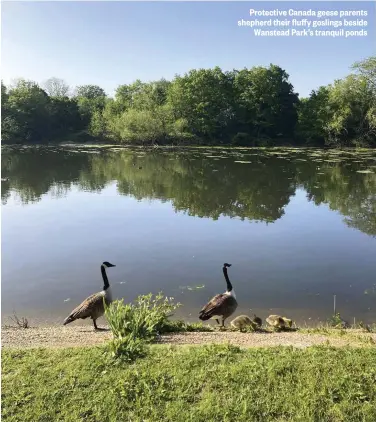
left=1, top=1, right=375, bottom=97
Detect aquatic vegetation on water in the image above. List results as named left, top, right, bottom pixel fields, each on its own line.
left=364, top=285, right=376, bottom=295
left=180, top=284, right=205, bottom=291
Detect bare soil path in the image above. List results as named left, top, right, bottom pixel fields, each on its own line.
left=2, top=326, right=375, bottom=349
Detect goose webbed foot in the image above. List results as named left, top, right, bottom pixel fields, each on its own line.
left=93, top=319, right=103, bottom=331
left=93, top=319, right=110, bottom=331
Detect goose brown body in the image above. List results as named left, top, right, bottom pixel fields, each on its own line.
left=199, top=263, right=238, bottom=327
left=63, top=261, right=115, bottom=330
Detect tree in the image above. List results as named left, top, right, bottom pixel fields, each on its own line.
left=43, top=77, right=70, bottom=97
left=2, top=79, right=50, bottom=143
left=74, top=85, right=107, bottom=126
left=233, top=65, right=299, bottom=143
left=47, top=97, right=83, bottom=136
left=1, top=80, right=8, bottom=102
left=352, top=56, right=376, bottom=92
left=167, top=67, right=235, bottom=140
left=296, top=87, right=331, bottom=146
left=75, top=85, right=106, bottom=100
left=325, top=75, right=376, bottom=147
left=131, top=79, right=171, bottom=111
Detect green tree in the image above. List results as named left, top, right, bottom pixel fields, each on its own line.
left=2, top=79, right=50, bottom=143
left=75, top=85, right=106, bottom=99
left=325, top=75, right=375, bottom=147
left=352, top=56, right=376, bottom=92
left=167, top=67, right=235, bottom=141
left=296, top=87, right=331, bottom=146
left=233, top=65, right=299, bottom=144
left=47, top=97, right=83, bottom=137
left=74, top=84, right=107, bottom=128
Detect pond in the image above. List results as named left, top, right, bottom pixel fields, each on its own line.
left=1, top=145, right=376, bottom=327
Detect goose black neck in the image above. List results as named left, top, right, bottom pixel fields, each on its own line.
left=101, top=265, right=110, bottom=290
left=223, top=266, right=233, bottom=292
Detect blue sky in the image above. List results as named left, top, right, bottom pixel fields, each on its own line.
left=1, top=1, right=375, bottom=97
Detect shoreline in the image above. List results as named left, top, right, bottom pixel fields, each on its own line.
left=2, top=143, right=376, bottom=150
left=2, top=325, right=375, bottom=349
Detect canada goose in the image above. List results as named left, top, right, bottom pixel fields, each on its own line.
left=230, top=315, right=257, bottom=331
left=198, top=263, right=238, bottom=327
left=63, top=261, right=116, bottom=330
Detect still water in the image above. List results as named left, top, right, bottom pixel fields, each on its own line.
left=2, top=145, right=376, bottom=326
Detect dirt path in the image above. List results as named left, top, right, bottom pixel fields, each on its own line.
left=2, top=326, right=375, bottom=349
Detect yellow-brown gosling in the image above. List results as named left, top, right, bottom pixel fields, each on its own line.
left=199, top=263, right=238, bottom=327
left=282, top=317, right=293, bottom=328
left=63, top=261, right=116, bottom=330
left=230, top=315, right=257, bottom=331
left=266, top=314, right=286, bottom=329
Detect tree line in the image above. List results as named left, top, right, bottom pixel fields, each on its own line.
left=1, top=56, right=375, bottom=147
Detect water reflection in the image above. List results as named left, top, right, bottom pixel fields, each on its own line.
left=2, top=146, right=376, bottom=236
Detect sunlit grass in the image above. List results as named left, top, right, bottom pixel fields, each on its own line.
left=2, top=345, right=376, bottom=422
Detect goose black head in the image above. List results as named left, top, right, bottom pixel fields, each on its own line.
left=102, top=261, right=116, bottom=268
left=223, top=263, right=232, bottom=268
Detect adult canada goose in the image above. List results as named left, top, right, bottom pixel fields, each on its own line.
left=63, top=261, right=116, bottom=330
left=199, top=263, right=238, bottom=327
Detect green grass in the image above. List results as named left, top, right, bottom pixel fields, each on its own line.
left=2, top=345, right=376, bottom=422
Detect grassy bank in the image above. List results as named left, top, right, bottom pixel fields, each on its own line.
left=2, top=345, right=376, bottom=421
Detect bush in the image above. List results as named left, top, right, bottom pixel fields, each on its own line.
left=105, top=292, right=181, bottom=361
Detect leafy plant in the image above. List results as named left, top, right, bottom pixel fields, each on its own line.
left=327, top=312, right=349, bottom=328
left=105, top=292, right=181, bottom=360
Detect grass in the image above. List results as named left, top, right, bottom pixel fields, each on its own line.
left=2, top=345, right=376, bottom=422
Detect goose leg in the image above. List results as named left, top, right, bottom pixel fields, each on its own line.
left=93, top=319, right=98, bottom=330
left=222, top=317, right=225, bottom=328
left=215, top=319, right=220, bottom=325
